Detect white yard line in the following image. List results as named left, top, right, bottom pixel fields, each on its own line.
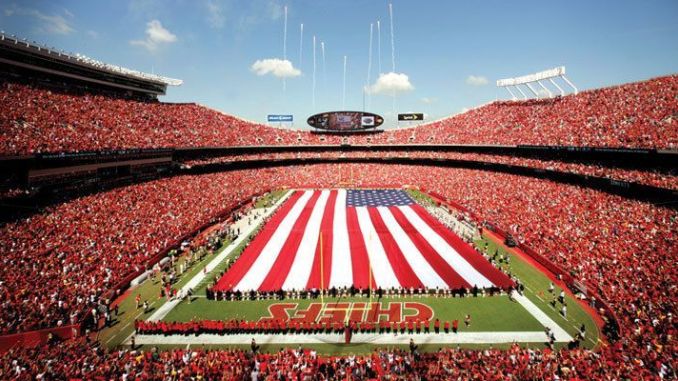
left=119, top=191, right=292, bottom=346
left=146, top=190, right=292, bottom=322
left=513, top=292, right=573, bottom=342
left=123, top=189, right=579, bottom=349
left=105, top=297, right=166, bottom=344
left=129, top=330, right=568, bottom=346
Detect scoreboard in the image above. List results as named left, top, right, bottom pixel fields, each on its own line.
left=307, top=111, right=384, bottom=131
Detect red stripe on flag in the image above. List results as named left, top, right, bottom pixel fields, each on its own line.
left=367, top=208, right=424, bottom=289
left=306, top=190, right=337, bottom=290
left=346, top=206, right=377, bottom=290
left=388, top=206, right=471, bottom=289
left=409, top=204, right=514, bottom=288
left=258, top=191, right=322, bottom=291
left=214, top=191, right=303, bottom=291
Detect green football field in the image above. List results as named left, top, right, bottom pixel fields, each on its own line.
left=99, top=189, right=600, bottom=354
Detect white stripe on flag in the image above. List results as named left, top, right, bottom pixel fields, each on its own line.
left=330, top=189, right=352, bottom=287
left=235, top=190, right=313, bottom=291
left=377, top=207, right=448, bottom=289
left=355, top=207, right=400, bottom=289
left=281, top=190, right=331, bottom=290
left=398, top=205, right=494, bottom=288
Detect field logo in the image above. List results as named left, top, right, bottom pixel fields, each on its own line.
left=259, top=302, right=433, bottom=323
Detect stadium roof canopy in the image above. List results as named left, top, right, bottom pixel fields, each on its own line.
left=0, top=32, right=182, bottom=97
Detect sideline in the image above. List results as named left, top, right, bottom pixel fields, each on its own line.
left=513, top=292, right=572, bottom=342
left=146, top=190, right=292, bottom=322
left=116, top=190, right=292, bottom=346
left=129, top=330, right=569, bottom=346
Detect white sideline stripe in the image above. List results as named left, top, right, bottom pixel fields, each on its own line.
left=377, top=207, right=447, bottom=289
left=131, top=331, right=567, bottom=346
left=282, top=190, right=331, bottom=290
left=514, top=292, right=573, bottom=342
left=355, top=207, right=400, bottom=289
left=330, top=189, right=352, bottom=287
left=235, top=191, right=313, bottom=291
left=145, top=191, right=292, bottom=323
left=399, top=206, right=493, bottom=288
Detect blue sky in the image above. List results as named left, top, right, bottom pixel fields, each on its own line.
left=1, top=0, right=677, bottom=128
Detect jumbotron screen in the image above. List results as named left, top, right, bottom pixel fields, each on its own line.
left=307, top=111, right=384, bottom=131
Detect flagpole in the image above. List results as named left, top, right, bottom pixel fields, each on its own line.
left=320, top=233, right=324, bottom=306
left=368, top=232, right=373, bottom=320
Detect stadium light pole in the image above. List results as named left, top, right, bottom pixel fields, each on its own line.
left=320, top=233, right=324, bottom=305
left=497, top=67, right=574, bottom=100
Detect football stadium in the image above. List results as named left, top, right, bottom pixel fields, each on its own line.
left=0, top=1, right=676, bottom=379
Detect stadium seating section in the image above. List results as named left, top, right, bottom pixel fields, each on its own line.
left=0, top=72, right=676, bottom=379
left=0, top=163, right=675, bottom=378
left=1, top=75, right=677, bottom=154
left=186, top=151, right=677, bottom=190
left=4, top=342, right=644, bottom=380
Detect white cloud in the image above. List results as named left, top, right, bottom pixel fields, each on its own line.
left=4, top=6, right=74, bottom=35
left=251, top=58, right=301, bottom=78
left=130, top=19, right=177, bottom=52
left=86, top=30, right=99, bottom=39
left=420, top=97, right=437, bottom=104
left=365, top=72, right=414, bottom=96
left=465, top=75, right=488, bottom=86
left=206, top=0, right=225, bottom=28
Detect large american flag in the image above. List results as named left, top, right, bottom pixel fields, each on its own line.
left=214, top=190, right=512, bottom=292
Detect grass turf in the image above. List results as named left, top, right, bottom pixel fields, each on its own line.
left=98, top=239, right=232, bottom=348
left=132, top=341, right=573, bottom=355
left=163, top=295, right=542, bottom=332
left=476, top=235, right=600, bottom=349
left=100, top=188, right=600, bottom=353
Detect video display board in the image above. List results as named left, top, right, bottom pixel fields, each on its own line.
left=307, top=111, right=384, bottom=131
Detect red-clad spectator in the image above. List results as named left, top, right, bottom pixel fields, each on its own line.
left=1, top=74, right=676, bottom=155
left=187, top=150, right=677, bottom=190
left=0, top=163, right=675, bottom=379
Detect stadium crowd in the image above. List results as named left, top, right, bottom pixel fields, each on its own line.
left=0, top=169, right=275, bottom=333
left=0, top=81, right=302, bottom=154
left=186, top=150, right=678, bottom=191
left=0, top=164, right=678, bottom=379
left=0, top=163, right=675, bottom=378
left=1, top=338, right=672, bottom=380
left=392, top=74, right=678, bottom=148
left=1, top=74, right=677, bottom=155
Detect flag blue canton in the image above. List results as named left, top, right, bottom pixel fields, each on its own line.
left=346, top=190, right=414, bottom=207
